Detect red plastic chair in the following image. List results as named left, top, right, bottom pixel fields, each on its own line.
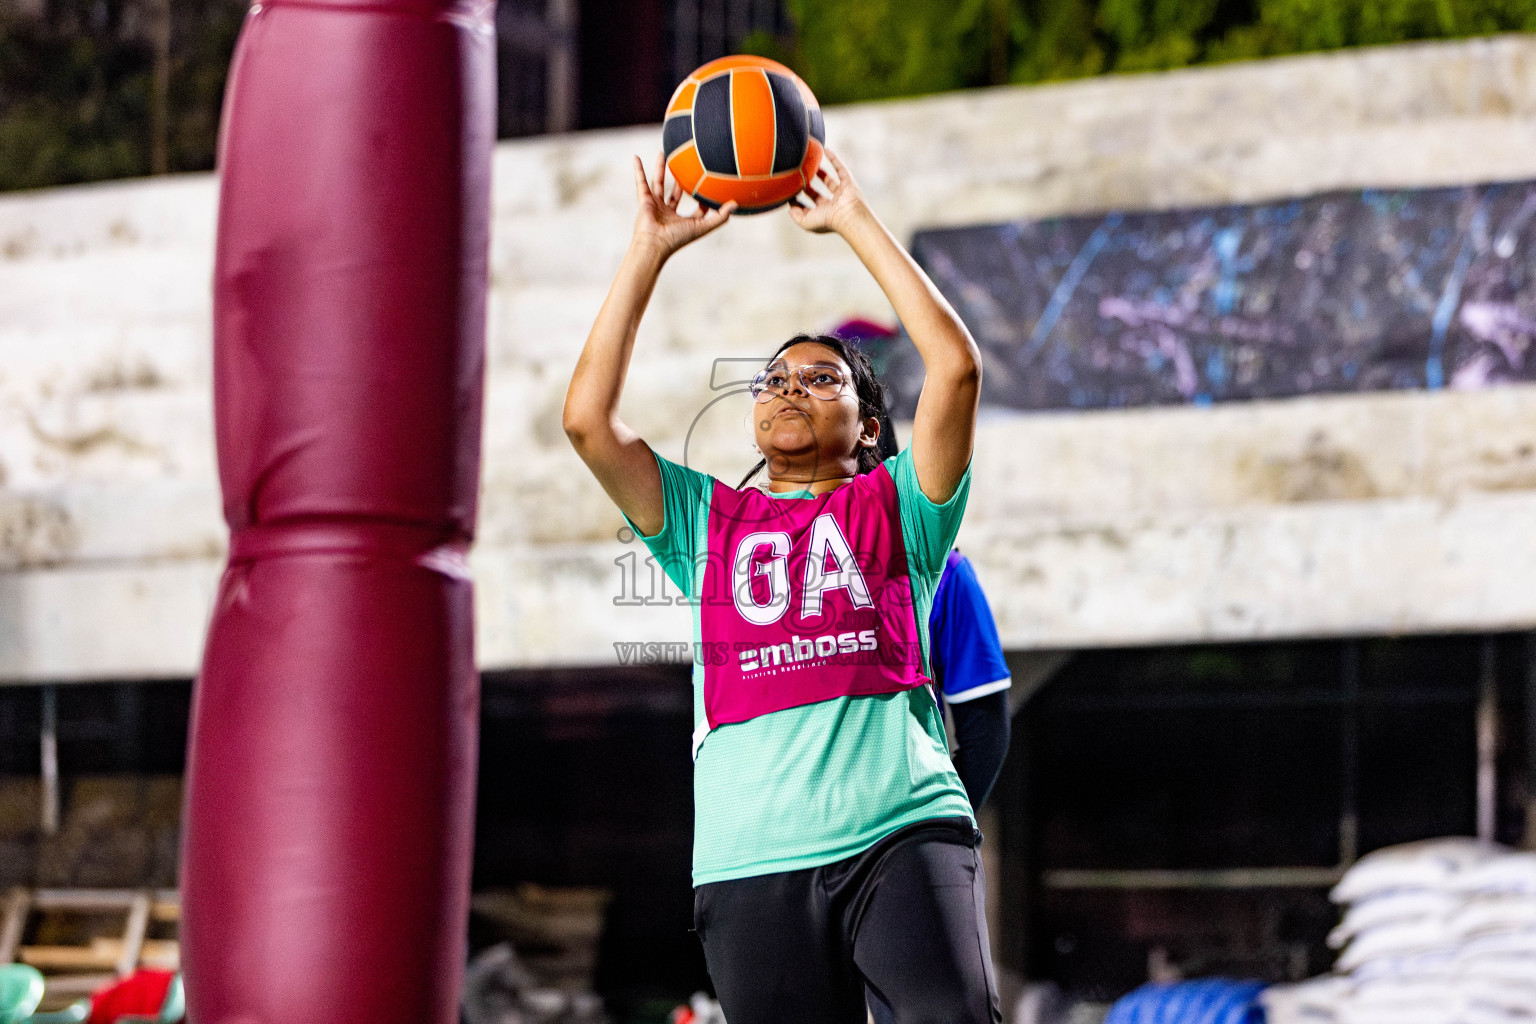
left=83, top=971, right=180, bottom=1024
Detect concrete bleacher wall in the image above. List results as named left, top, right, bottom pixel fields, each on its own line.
left=4, top=36, right=1536, bottom=680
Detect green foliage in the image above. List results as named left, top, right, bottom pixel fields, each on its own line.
left=0, top=10, right=150, bottom=190
left=8, top=0, right=1536, bottom=193
left=1208, top=0, right=1536, bottom=59
left=772, top=0, right=994, bottom=102
left=0, top=0, right=244, bottom=193
left=767, top=0, right=1536, bottom=103
left=164, top=2, right=246, bottom=175
left=1005, top=0, right=1107, bottom=82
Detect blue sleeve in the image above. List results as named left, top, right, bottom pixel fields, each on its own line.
left=931, top=553, right=1011, bottom=702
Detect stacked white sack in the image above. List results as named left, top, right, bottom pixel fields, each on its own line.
left=1261, top=839, right=1536, bottom=1024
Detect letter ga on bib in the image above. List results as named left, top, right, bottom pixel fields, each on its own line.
left=699, top=464, right=929, bottom=729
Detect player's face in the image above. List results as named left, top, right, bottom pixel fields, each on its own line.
left=752, top=342, right=873, bottom=477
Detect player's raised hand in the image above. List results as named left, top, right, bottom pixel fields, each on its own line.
left=789, top=149, right=868, bottom=236
left=632, top=152, right=736, bottom=258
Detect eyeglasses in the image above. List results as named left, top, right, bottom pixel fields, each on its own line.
left=748, top=362, right=850, bottom=403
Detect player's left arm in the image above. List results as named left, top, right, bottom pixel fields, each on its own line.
left=789, top=149, right=980, bottom=504
left=934, top=555, right=1013, bottom=807
left=951, top=693, right=1010, bottom=808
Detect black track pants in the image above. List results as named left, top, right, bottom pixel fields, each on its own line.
left=692, top=817, right=1002, bottom=1024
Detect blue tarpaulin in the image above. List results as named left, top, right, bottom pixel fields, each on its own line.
left=1104, top=979, right=1267, bottom=1024
left=888, top=182, right=1536, bottom=414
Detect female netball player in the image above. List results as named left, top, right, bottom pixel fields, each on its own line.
left=563, top=149, right=998, bottom=1024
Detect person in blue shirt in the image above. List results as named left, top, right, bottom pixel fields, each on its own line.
left=850, top=348, right=1013, bottom=809
left=930, top=547, right=1013, bottom=808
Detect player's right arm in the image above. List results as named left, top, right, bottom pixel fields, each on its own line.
left=563, top=154, right=735, bottom=536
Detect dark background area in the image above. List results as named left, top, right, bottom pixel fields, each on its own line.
left=0, top=665, right=713, bottom=1010
left=473, top=665, right=708, bottom=1007
left=0, top=0, right=788, bottom=191
left=1, top=632, right=1529, bottom=1005
left=6, top=0, right=1536, bottom=193
left=995, top=633, right=1532, bottom=999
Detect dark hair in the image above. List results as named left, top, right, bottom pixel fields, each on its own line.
left=737, top=333, right=888, bottom=489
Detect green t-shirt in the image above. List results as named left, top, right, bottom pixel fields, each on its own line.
left=624, top=447, right=975, bottom=885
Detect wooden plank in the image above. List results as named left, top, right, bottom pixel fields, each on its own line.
left=32, top=889, right=141, bottom=910
left=1041, top=866, right=1346, bottom=890
left=27, top=888, right=179, bottom=917
left=9, top=887, right=182, bottom=979
left=116, top=892, right=151, bottom=977
left=37, top=973, right=117, bottom=998
left=19, top=939, right=178, bottom=972
left=0, top=886, right=30, bottom=964
left=20, top=946, right=115, bottom=971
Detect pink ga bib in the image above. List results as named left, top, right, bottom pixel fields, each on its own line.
left=699, top=465, right=930, bottom=729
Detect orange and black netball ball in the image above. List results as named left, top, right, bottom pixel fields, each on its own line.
left=663, top=55, right=825, bottom=215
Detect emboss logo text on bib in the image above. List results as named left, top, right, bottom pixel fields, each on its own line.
left=738, top=629, right=878, bottom=673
